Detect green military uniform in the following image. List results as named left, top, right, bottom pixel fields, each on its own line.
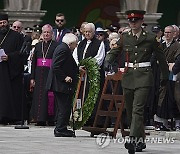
left=107, top=9, right=169, bottom=153
left=118, top=29, right=169, bottom=140
left=104, top=47, right=120, bottom=72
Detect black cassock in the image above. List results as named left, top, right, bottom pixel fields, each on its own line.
left=0, top=29, right=24, bottom=121
left=30, top=40, right=58, bottom=122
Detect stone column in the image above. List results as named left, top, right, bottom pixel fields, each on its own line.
left=27, top=0, right=42, bottom=11
left=1, top=0, right=46, bottom=28
left=4, top=0, right=23, bottom=11
left=117, top=0, right=162, bottom=30
left=145, top=0, right=160, bottom=13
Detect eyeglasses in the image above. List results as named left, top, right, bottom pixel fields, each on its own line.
left=55, top=19, right=64, bottom=22
left=13, top=26, right=21, bottom=29
left=85, top=31, right=93, bottom=33
left=164, top=31, right=172, bottom=34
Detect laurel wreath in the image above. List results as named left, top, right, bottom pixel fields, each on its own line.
left=70, top=57, right=100, bottom=129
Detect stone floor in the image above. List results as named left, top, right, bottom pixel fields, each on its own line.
left=0, top=124, right=180, bottom=154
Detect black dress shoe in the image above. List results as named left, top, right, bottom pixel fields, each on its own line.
left=136, top=142, right=146, bottom=152
left=54, top=129, right=75, bottom=137
left=160, top=125, right=170, bottom=131
left=125, top=142, right=136, bottom=154
left=155, top=122, right=170, bottom=131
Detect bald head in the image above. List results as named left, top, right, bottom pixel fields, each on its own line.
left=12, top=20, right=23, bottom=33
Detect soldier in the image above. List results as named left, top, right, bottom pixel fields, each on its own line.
left=113, top=10, right=169, bottom=154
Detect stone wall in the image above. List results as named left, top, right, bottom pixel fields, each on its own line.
left=1, top=0, right=46, bottom=28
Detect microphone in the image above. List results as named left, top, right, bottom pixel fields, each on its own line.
left=20, top=36, right=32, bottom=65
left=23, top=42, right=32, bottom=55
left=20, top=41, right=27, bottom=54
left=20, top=36, right=32, bottom=55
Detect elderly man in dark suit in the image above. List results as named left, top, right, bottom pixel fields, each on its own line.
left=46, top=33, right=78, bottom=137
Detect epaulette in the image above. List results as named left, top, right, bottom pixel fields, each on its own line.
left=121, top=30, right=129, bottom=35
left=142, top=31, right=147, bottom=36
left=127, top=30, right=131, bottom=35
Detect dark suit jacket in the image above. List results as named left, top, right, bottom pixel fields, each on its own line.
left=46, top=42, right=78, bottom=93
left=53, top=28, right=70, bottom=44
left=172, top=54, right=180, bottom=75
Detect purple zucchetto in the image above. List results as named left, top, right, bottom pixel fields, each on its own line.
left=0, top=13, right=8, bottom=21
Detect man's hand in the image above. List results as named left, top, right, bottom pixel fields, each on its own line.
left=168, top=63, right=175, bottom=71
left=65, top=76, right=72, bottom=83
left=79, top=66, right=86, bottom=72
left=1, top=54, right=8, bottom=61
left=30, top=79, right=35, bottom=92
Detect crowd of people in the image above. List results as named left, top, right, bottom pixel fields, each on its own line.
left=0, top=10, right=180, bottom=153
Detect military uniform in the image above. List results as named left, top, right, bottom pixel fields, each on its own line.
left=120, top=29, right=169, bottom=137
left=114, top=10, right=169, bottom=154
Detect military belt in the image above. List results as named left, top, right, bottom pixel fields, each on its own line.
left=125, top=62, right=151, bottom=68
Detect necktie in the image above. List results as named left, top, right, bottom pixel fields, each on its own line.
left=56, top=30, right=62, bottom=41
left=134, top=35, right=138, bottom=40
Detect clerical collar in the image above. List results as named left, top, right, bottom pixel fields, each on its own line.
left=87, top=40, right=91, bottom=43
left=132, top=29, right=142, bottom=39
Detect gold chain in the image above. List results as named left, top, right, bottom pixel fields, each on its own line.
left=41, top=40, right=52, bottom=60
left=0, top=29, right=10, bottom=48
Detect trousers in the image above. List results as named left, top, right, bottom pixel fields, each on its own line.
left=123, top=87, right=150, bottom=139
left=54, top=92, right=73, bottom=131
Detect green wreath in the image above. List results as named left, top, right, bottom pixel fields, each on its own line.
left=70, top=57, right=100, bottom=129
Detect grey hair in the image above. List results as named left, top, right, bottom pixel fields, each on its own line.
left=84, top=23, right=95, bottom=32
left=172, top=24, right=179, bottom=33
left=165, top=25, right=175, bottom=32
left=62, top=33, right=78, bottom=45
left=108, top=32, right=120, bottom=41
left=42, top=24, right=53, bottom=32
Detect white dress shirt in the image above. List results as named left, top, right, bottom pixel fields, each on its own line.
left=73, top=40, right=105, bottom=66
